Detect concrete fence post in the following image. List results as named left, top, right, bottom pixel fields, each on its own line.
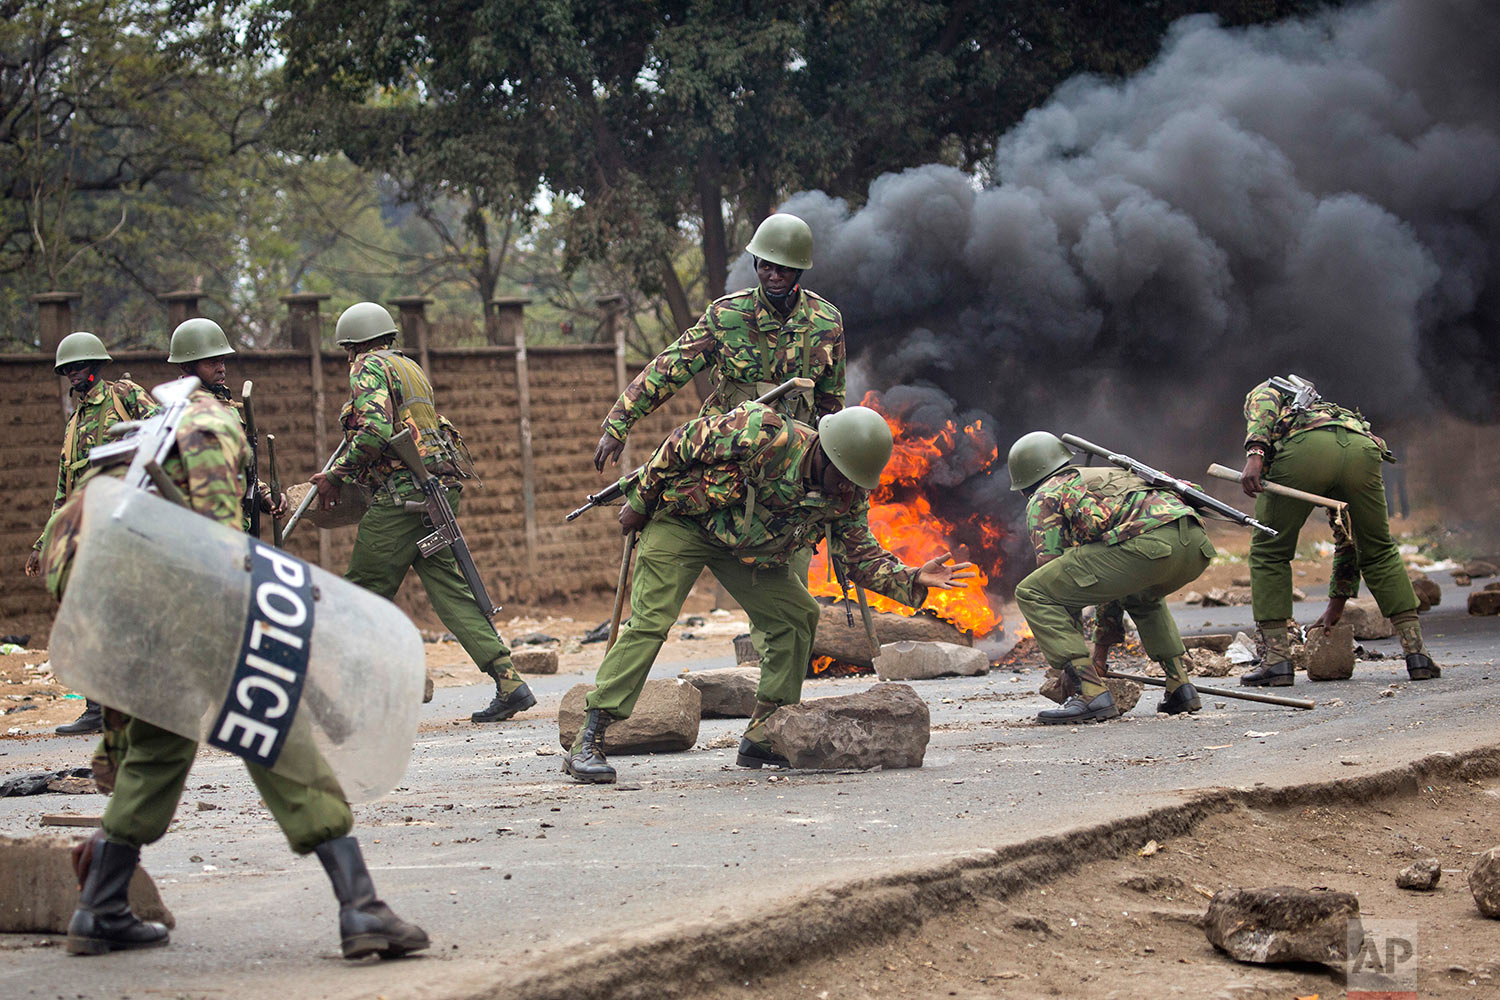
left=498, top=298, right=539, bottom=574
left=389, top=296, right=433, bottom=373
left=159, top=290, right=202, bottom=332
left=31, top=291, right=82, bottom=418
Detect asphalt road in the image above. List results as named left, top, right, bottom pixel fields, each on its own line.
left=2, top=574, right=1497, bottom=999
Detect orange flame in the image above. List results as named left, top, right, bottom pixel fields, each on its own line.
left=808, top=392, right=1003, bottom=637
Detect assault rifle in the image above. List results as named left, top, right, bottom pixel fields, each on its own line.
left=240, top=380, right=261, bottom=538
left=565, top=376, right=815, bottom=522
left=388, top=428, right=499, bottom=619
left=87, top=376, right=201, bottom=507
left=1267, top=374, right=1319, bottom=415
left=1059, top=433, right=1278, bottom=537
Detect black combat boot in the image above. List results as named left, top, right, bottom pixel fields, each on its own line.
left=1239, top=661, right=1294, bottom=687
left=470, top=680, right=537, bottom=723
left=1158, top=683, right=1202, bottom=715
left=1405, top=652, right=1441, bottom=680
left=1037, top=690, right=1119, bottom=725
left=314, top=836, right=430, bottom=960
left=57, top=700, right=104, bottom=735
left=736, top=737, right=791, bottom=769
left=66, top=833, right=170, bottom=955
left=564, top=708, right=617, bottom=783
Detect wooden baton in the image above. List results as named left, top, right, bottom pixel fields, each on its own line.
left=1103, top=667, right=1315, bottom=710
left=1206, top=464, right=1346, bottom=511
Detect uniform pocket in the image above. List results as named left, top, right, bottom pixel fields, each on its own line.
left=1125, top=534, right=1174, bottom=560
left=1063, top=561, right=1099, bottom=588
left=1200, top=538, right=1218, bottom=560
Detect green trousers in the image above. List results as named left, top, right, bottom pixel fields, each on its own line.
left=748, top=546, right=814, bottom=661
left=102, top=717, right=352, bottom=855
left=587, top=515, right=821, bottom=719
left=1250, top=428, right=1417, bottom=622
left=1015, top=518, right=1215, bottom=668
left=345, top=487, right=517, bottom=686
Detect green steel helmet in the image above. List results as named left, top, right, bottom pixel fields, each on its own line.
left=167, top=318, right=234, bottom=364
left=54, top=331, right=111, bottom=372
left=335, top=301, right=399, bottom=347
left=1007, top=431, right=1073, bottom=492
left=745, top=213, right=814, bottom=270
left=817, top=406, right=893, bottom=490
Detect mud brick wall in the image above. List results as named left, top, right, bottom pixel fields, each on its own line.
left=0, top=347, right=699, bottom=640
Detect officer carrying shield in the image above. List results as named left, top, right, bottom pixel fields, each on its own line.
left=40, top=381, right=428, bottom=960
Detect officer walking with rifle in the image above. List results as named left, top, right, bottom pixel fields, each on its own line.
left=1006, top=432, right=1245, bottom=724
left=309, top=302, right=535, bottom=724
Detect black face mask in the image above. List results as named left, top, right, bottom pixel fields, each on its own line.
left=69, top=366, right=102, bottom=395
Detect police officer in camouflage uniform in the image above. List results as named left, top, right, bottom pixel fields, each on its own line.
left=167, top=318, right=286, bottom=530
left=593, top=214, right=847, bottom=662
left=566, top=404, right=975, bottom=784
left=40, top=384, right=427, bottom=959
left=24, top=332, right=157, bottom=735
left=1238, top=377, right=1439, bottom=686
left=1008, top=432, right=1214, bottom=725
left=309, top=302, right=535, bottom=724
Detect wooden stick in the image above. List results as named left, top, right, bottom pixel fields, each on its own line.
left=853, top=584, right=880, bottom=660
left=1104, top=667, right=1315, bottom=710
left=607, top=530, right=638, bottom=651
left=1206, top=464, right=1346, bottom=511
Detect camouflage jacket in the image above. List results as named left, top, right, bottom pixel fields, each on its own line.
left=42, top=390, right=246, bottom=598
left=1243, top=380, right=1389, bottom=457
left=34, top=377, right=158, bottom=551
left=602, top=285, right=845, bottom=441
left=329, top=349, right=459, bottom=499
left=622, top=403, right=924, bottom=607
left=1028, top=468, right=1198, bottom=649
left=204, top=383, right=274, bottom=531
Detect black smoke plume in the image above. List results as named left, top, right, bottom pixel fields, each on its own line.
left=730, top=0, right=1500, bottom=591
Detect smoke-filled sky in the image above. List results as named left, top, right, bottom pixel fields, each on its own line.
left=730, top=0, right=1500, bottom=468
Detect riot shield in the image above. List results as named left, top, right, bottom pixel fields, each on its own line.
left=50, top=476, right=424, bottom=802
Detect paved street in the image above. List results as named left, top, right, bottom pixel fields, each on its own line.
left=2, top=574, right=1497, bottom=999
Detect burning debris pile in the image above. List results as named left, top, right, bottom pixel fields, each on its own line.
left=808, top=388, right=1011, bottom=638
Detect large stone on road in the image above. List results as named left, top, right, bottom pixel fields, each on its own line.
left=1408, top=571, right=1441, bottom=612
left=1469, top=846, right=1500, bottom=917
left=1468, top=590, right=1500, bottom=617
left=0, top=834, right=174, bottom=933
left=1185, top=647, right=1233, bottom=677
left=1342, top=597, right=1394, bottom=640
left=680, top=667, right=759, bottom=718
left=812, top=604, right=970, bottom=668
left=762, top=683, right=930, bottom=770
left=1304, top=623, right=1355, bottom=681
left=558, top=680, right=700, bottom=754
left=874, top=641, right=989, bottom=681
left=1395, top=858, right=1440, bottom=891
left=1204, top=885, right=1359, bottom=967
left=1039, top=669, right=1141, bottom=714
left=513, top=647, right=559, bottom=675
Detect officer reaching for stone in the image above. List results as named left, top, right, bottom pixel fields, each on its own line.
left=166, top=317, right=287, bottom=529
left=1238, top=376, right=1439, bottom=686
left=309, top=302, right=535, bottom=723
left=24, top=332, right=157, bottom=736
left=40, top=382, right=427, bottom=959
left=1008, top=432, right=1214, bottom=725
left=565, top=403, right=975, bottom=784
left=592, top=213, right=847, bottom=668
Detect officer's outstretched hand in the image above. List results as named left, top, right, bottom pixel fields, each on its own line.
left=595, top=433, right=625, bottom=472
left=917, top=552, right=978, bottom=590
left=24, top=550, right=40, bottom=577
left=618, top=504, right=649, bottom=535
left=1241, top=454, right=1265, bottom=497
